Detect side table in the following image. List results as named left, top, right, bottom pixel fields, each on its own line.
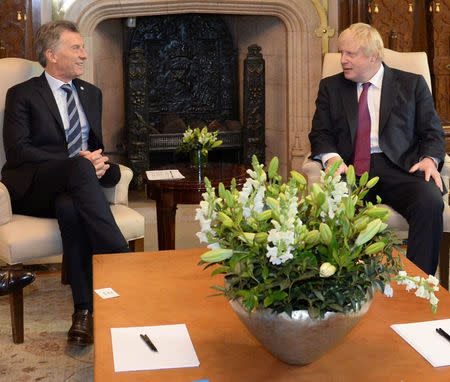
left=145, top=162, right=247, bottom=250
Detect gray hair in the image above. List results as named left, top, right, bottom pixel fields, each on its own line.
left=34, top=20, right=80, bottom=67
left=339, top=23, right=384, bottom=62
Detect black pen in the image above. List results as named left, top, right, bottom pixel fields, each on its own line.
left=436, top=328, right=450, bottom=343
left=140, top=333, right=158, bottom=352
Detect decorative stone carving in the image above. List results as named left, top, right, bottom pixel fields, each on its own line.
left=243, top=44, right=266, bottom=166
left=125, top=14, right=240, bottom=182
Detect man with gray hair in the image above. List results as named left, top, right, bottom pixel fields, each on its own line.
left=1, top=20, right=130, bottom=346
left=309, top=23, right=445, bottom=276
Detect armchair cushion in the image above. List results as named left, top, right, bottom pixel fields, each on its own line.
left=0, top=182, right=12, bottom=226
left=0, top=214, right=63, bottom=264
left=0, top=165, right=144, bottom=265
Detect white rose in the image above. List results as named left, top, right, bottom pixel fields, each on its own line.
left=319, top=262, right=337, bottom=278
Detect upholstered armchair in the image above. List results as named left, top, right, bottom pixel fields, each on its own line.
left=302, top=49, right=450, bottom=290
left=0, top=58, right=145, bottom=343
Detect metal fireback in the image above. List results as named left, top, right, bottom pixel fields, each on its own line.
left=125, top=14, right=238, bottom=185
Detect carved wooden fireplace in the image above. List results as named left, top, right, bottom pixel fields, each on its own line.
left=64, top=0, right=330, bottom=180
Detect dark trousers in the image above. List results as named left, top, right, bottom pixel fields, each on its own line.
left=12, top=157, right=130, bottom=312
left=366, top=153, right=443, bottom=275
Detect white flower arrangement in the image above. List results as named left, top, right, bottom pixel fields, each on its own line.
left=179, top=126, right=222, bottom=156
left=196, top=156, right=440, bottom=317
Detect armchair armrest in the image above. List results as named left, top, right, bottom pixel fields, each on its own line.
left=302, top=154, right=323, bottom=185
left=0, top=182, right=13, bottom=226
left=102, top=164, right=133, bottom=206
left=440, top=154, right=450, bottom=179
left=440, top=154, right=450, bottom=204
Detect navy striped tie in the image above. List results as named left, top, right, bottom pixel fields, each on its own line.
left=61, top=84, right=82, bottom=157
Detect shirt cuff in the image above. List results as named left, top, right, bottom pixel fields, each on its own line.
left=314, top=153, right=341, bottom=168
left=421, top=156, right=440, bottom=168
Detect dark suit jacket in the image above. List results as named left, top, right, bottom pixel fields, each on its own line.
left=1, top=72, right=114, bottom=201
left=309, top=63, right=445, bottom=172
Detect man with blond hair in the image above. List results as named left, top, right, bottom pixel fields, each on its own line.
left=309, top=23, right=445, bottom=275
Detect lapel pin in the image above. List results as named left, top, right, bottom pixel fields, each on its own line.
left=80, top=86, right=84, bottom=90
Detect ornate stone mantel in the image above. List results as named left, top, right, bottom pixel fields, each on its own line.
left=64, top=0, right=333, bottom=174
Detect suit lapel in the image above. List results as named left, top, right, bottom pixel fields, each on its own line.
left=340, top=77, right=359, bottom=145
left=73, top=79, right=98, bottom=139
left=379, top=63, right=398, bottom=135
left=73, top=79, right=88, bottom=115
left=36, top=73, right=65, bottom=131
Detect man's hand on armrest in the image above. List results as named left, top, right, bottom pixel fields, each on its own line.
left=409, top=157, right=443, bottom=193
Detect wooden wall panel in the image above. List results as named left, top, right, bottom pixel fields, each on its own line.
left=369, top=0, right=415, bottom=51
left=339, top=0, right=370, bottom=32
left=429, top=0, right=450, bottom=125
left=0, top=0, right=34, bottom=59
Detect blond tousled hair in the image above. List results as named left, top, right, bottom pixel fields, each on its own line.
left=338, top=23, right=384, bottom=62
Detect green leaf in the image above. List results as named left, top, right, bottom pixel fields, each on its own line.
left=327, top=159, right=343, bottom=177
left=329, top=303, right=344, bottom=312
left=313, top=289, right=324, bottom=301
left=346, top=165, right=355, bottom=186
left=201, top=248, right=233, bottom=263
left=211, top=266, right=230, bottom=276
left=359, top=172, right=369, bottom=187
left=268, top=156, right=279, bottom=179
left=308, top=306, right=320, bottom=319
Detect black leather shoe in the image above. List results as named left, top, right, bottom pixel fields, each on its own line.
left=68, top=309, right=93, bottom=346
left=0, top=270, right=35, bottom=296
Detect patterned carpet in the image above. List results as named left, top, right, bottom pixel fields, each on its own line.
left=0, top=275, right=93, bottom=382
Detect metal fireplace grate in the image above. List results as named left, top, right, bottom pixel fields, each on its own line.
left=148, top=131, right=242, bottom=152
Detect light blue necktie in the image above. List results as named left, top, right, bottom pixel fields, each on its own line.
left=61, top=83, right=82, bottom=157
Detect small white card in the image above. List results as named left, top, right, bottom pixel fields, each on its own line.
left=94, top=287, right=120, bottom=299
left=146, top=169, right=185, bottom=181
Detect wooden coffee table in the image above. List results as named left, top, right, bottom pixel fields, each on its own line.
left=93, top=249, right=450, bottom=381
left=145, top=163, right=247, bottom=250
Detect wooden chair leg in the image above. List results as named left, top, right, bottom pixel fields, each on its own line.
left=9, top=288, right=24, bottom=344
left=439, top=232, right=449, bottom=290
left=129, top=238, right=144, bottom=252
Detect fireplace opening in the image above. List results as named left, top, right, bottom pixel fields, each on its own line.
left=124, top=14, right=265, bottom=186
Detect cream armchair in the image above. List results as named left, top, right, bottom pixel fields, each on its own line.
left=302, top=49, right=450, bottom=290
left=0, top=58, right=145, bottom=343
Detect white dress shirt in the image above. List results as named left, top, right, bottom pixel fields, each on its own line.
left=45, top=71, right=90, bottom=151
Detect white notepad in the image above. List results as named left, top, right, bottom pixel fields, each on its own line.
left=111, top=324, right=200, bottom=372
left=146, top=169, right=185, bottom=181
left=391, top=318, right=450, bottom=367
